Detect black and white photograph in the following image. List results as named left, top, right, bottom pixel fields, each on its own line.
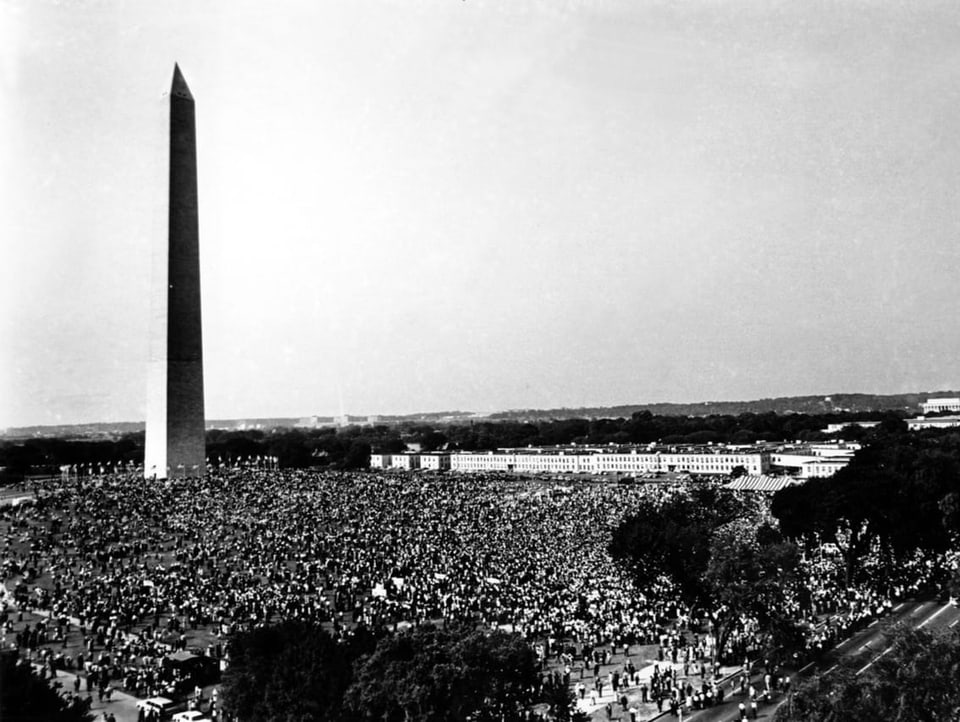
left=2, top=2, right=960, bottom=721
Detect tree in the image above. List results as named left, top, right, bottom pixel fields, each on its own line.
left=776, top=625, right=960, bottom=722
left=0, top=650, right=93, bottom=722
left=343, top=440, right=372, bottom=469
left=345, top=623, right=550, bottom=722
left=610, top=486, right=748, bottom=604
left=220, top=621, right=380, bottom=722
left=418, top=430, right=448, bottom=453
left=222, top=622, right=575, bottom=722
left=704, top=519, right=800, bottom=662
left=612, top=488, right=802, bottom=661
left=772, top=432, right=960, bottom=585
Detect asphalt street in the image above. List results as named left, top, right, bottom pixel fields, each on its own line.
left=662, top=598, right=960, bottom=722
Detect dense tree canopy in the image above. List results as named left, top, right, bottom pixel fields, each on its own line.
left=704, top=518, right=802, bottom=655
left=775, top=625, right=960, bottom=722
left=220, top=621, right=381, bottom=722
left=610, top=486, right=800, bottom=660
left=346, top=624, right=550, bottom=722
left=221, top=622, right=580, bottom=722
left=609, top=485, right=745, bottom=601
left=0, top=651, right=93, bottom=722
left=772, top=430, right=960, bottom=584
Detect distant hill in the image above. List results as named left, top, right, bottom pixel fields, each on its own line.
left=486, top=391, right=957, bottom=422
left=3, top=391, right=956, bottom=438
left=0, top=418, right=300, bottom=440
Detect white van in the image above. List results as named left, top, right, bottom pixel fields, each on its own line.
left=136, top=697, right=177, bottom=718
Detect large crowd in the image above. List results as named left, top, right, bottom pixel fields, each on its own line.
left=2, top=472, right=690, bottom=646
left=0, top=469, right=951, bottom=712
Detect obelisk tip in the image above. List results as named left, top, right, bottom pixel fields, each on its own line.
left=171, top=63, right=193, bottom=101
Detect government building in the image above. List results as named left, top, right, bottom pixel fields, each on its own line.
left=370, top=441, right=857, bottom=479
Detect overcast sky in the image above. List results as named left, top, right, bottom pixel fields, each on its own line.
left=3, top=0, right=960, bottom=428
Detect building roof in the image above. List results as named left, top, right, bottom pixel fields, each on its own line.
left=724, top=475, right=799, bottom=493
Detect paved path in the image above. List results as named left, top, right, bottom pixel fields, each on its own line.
left=41, top=664, right=145, bottom=722
left=1, top=584, right=146, bottom=721
left=542, top=642, right=740, bottom=722
left=1, top=578, right=224, bottom=720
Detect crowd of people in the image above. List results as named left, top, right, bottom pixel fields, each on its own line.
left=0, top=468, right=951, bottom=713
left=2, top=471, right=694, bottom=649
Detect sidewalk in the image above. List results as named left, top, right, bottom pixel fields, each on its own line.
left=546, top=643, right=740, bottom=722
left=2, top=579, right=222, bottom=719
left=2, top=582, right=149, bottom=722
left=41, top=665, right=144, bottom=722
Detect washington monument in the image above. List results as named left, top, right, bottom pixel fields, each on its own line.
left=145, top=64, right=206, bottom=480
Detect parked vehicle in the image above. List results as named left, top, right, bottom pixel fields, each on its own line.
left=172, top=711, right=212, bottom=722
left=136, top=697, right=176, bottom=718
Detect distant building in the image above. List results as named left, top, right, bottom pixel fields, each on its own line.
left=389, top=453, right=420, bottom=471
left=449, top=444, right=770, bottom=476
left=921, top=398, right=960, bottom=414
left=907, top=415, right=960, bottom=431
left=799, top=458, right=851, bottom=478
left=823, top=421, right=879, bottom=434
left=369, top=453, right=391, bottom=469
left=295, top=415, right=337, bottom=429
left=373, top=442, right=855, bottom=478
left=419, top=452, right=451, bottom=471
left=451, top=451, right=514, bottom=473
left=770, top=442, right=858, bottom=478
left=512, top=450, right=595, bottom=474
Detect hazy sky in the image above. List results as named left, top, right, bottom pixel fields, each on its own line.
left=3, top=0, right=960, bottom=428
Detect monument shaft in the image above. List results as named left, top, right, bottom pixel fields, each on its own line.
left=145, top=65, right=205, bottom=479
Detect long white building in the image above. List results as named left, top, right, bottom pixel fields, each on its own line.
left=448, top=447, right=768, bottom=475
left=441, top=445, right=771, bottom=476
left=372, top=442, right=855, bottom=478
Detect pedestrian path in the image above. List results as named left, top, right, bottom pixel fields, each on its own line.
left=3, top=581, right=148, bottom=722
left=546, top=643, right=740, bottom=721
left=35, top=664, right=144, bottom=722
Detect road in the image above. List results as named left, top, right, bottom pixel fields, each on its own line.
left=667, top=598, right=960, bottom=722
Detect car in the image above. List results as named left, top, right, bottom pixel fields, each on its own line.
left=136, top=697, right=176, bottom=718
left=173, top=712, right=212, bottom=722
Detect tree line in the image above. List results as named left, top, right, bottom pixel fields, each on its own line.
left=0, top=410, right=905, bottom=483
